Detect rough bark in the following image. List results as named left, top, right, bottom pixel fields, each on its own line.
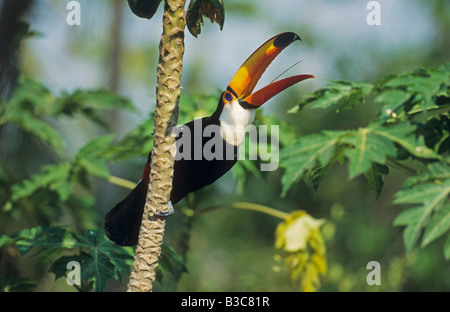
left=127, top=0, right=186, bottom=292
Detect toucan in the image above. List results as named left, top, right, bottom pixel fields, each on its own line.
left=104, top=32, right=315, bottom=246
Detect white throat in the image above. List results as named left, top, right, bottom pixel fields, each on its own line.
left=219, top=100, right=256, bottom=146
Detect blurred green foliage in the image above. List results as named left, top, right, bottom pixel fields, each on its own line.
left=1, top=0, right=450, bottom=292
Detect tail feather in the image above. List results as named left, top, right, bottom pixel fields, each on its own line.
left=104, top=181, right=146, bottom=246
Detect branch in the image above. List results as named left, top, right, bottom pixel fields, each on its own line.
left=127, top=0, right=186, bottom=292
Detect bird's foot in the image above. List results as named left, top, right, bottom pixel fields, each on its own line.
left=153, top=201, right=175, bottom=217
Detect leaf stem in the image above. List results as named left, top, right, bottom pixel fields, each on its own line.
left=195, top=202, right=290, bottom=220
left=107, top=175, right=136, bottom=190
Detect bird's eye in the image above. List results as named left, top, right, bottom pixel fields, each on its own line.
left=224, top=92, right=233, bottom=102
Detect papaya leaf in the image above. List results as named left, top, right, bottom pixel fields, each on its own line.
left=157, top=243, right=188, bottom=283
left=103, top=117, right=154, bottom=161
left=394, top=163, right=450, bottom=253
left=422, top=204, right=450, bottom=248
left=363, top=163, right=389, bottom=199
left=445, top=234, right=450, bottom=260
left=1, top=108, right=64, bottom=152
left=375, top=64, right=450, bottom=123
left=10, top=163, right=73, bottom=203
left=0, top=78, right=134, bottom=152
left=1, top=226, right=186, bottom=291
left=0, top=271, right=37, bottom=292
left=291, top=80, right=373, bottom=113
left=402, top=162, right=450, bottom=188
left=186, top=0, right=225, bottom=38
left=70, top=229, right=133, bottom=292
left=380, top=66, right=449, bottom=112
left=373, top=122, right=438, bottom=160
left=375, top=89, right=413, bottom=122
left=279, top=131, right=343, bottom=197
left=74, top=135, right=115, bottom=179
left=54, top=89, right=134, bottom=129
left=342, top=125, right=396, bottom=180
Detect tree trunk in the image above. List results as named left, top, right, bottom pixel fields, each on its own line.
left=127, top=0, right=186, bottom=292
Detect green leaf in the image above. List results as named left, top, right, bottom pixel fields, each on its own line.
left=394, top=180, right=450, bottom=206
left=55, top=89, right=134, bottom=128
left=445, top=234, right=450, bottom=260
left=0, top=271, right=37, bottom=292
left=393, top=206, right=426, bottom=253
left=373, top=122, right=438, bottom=159
left=376, top=64, right=450, bottom=121
left=1, top=109, right=64, bottom=151
left=342, top=126, right=396, bottom=180
left=74, top=135, right=115, bottom=179
left=158, top=244, right=188, bottom=282
left=4, top=77, right=54, bottom=115
left=45, top=229, right=134, bottom=292
left=186, top=0, right=225, bottom=38
left=11, top=163, right=72, bottom=202
left=103, top=117, right=154, bottom=161
left=77, top=157, right=110, bottom=179
left=279, top=132, right=343, bottom=196
left=76, top=134, right=115, bottom=159
left=25, top=226, right=78, bottom=251
left=382, top=67, right=449, bottom=111
left=0, top=78, right=61, bottom=150
left=0, top=78, right=135, bottom=151
left=393, top=206, right=424, bottom=227
left=374, top=89, right=412, bottom=121
left=49, top=255, right=78, bottom=281
left=2, top=227, right=135, bottom=291
left=363, top=163, right=389, bottom=199
left=394, top=178, right=450, bottom=253
left=76, top=230, right=133, bottom=267
left=81, top=251, right=116, bottom=292
left=402, top=162, right=450, bottom=188
left=422, top=204, right=450, bottom=248
left=0, top=227, right=78, bottom=265
left=292, top=80, right=373, bottom=113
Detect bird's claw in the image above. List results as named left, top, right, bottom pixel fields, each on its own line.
left=153, top=201, right=175, bottom=217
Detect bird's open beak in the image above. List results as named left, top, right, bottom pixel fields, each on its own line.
left=227, top=32, right=315, bottom=108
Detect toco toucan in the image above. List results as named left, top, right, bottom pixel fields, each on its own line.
left=105, top=32, right=315, bottom=246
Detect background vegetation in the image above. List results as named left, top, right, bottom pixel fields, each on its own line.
left=0, top=0, right=449, bottom=291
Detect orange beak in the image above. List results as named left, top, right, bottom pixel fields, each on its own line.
left=227, top=32, right=315, bottom=108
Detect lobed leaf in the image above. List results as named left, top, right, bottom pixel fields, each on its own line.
left=10, top=163, right=72, bottom=202
left=186, top=0, right=225, bottom=38
left=422, top=204, right=450, bottom=248
left=394, top=163, right=450, bottom=253
left=291, top=80, right=373, bottom=113
left=342, top=126, right=396, bottom=180
left=279, top=132, right=342, bottom=196
left=363, top=163, right=389, bottom=199
left=445, top=234, right=450, bottom=260
left=376, top=63, right=450, bottom=121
